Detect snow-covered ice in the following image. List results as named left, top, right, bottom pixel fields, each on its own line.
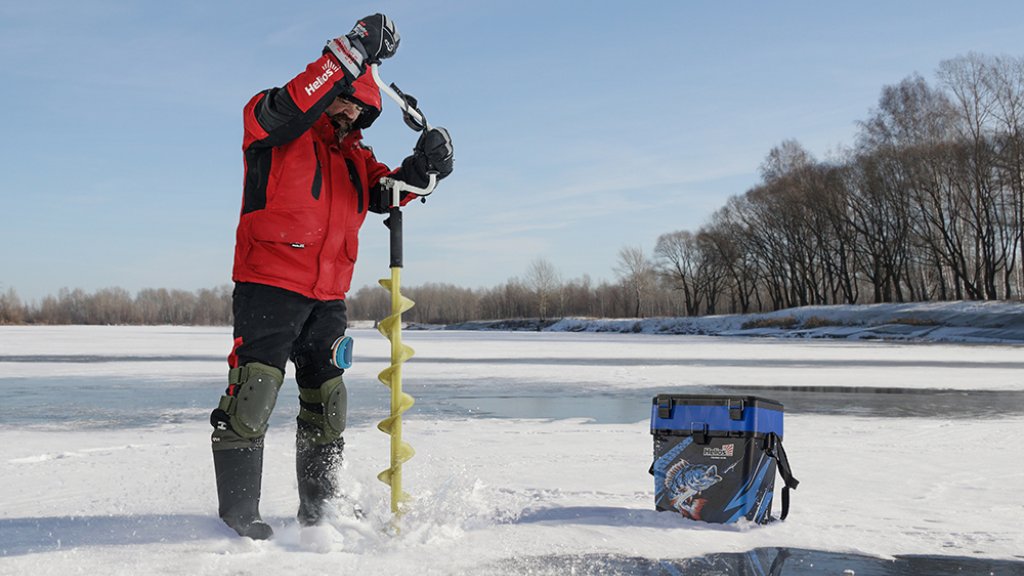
left=1, top=302, right=1023, bottom=575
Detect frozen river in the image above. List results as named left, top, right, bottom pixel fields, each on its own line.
left=1, top=326, right=1022, bottom=575
left=2, top=327, right=1023, bottom=431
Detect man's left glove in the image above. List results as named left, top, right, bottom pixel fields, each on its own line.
left=413, top=127, right=454, bottom=180
left=348, top=14, right=400, bottom=64
left=325, top=14, right=399, bottom=79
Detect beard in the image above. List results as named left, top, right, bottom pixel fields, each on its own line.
left=328, top=114, right=353, bottom=142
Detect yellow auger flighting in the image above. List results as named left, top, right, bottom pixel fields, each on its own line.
left=370, top=64, right=440, bottom=518
left=376, top=265, right=416, bottom=514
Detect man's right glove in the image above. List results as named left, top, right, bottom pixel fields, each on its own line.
left=347, top=14, right=400, bottom=64
left=394, top=127, right=453, bottom=195
left=413, top=127, right=454, bottom=180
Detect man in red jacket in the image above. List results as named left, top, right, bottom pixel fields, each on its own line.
left=209, top=14, right=454, bottom=539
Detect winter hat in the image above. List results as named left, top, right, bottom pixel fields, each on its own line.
left=346, top=72, right=382, bottom=130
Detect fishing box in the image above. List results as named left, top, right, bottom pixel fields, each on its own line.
left=649, top=394, right=798, bottom=524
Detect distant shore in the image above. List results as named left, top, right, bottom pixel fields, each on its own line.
left=394, top=301, right=1024, bottom=344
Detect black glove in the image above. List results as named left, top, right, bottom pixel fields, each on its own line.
left=414, top=127, right=454, bottom=179
left=347, top=14, right=400, bottom=64
left=398, top=127, right=454, bottom=190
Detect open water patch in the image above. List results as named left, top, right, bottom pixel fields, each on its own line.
left=2, top=338, right=1023, bottom=428
left=495, top=548, right=1024, bottom=576
left=0, top=375, right=388, bottom=430
left=432, top=383, right=1024, bottom=423
left=713, top=384, right=1024, bottom=419
left=0, top=354, right=222, bottom=363
left=11, top=352, right=1024, bottom=371
left=3, top=373, right=1023, bottom=429
left=375, top=354, right=1024, bottom=370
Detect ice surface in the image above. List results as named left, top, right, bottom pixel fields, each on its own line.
left=1, top=302, right=1022, bottom=575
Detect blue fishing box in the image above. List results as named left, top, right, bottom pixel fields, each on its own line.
left=650, top=395, right=798, bottom=524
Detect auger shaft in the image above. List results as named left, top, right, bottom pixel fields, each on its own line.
left=376, top=204, right=416, bottom=515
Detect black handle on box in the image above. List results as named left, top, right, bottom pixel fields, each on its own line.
left=729, top=398, right=745, bottom=420
left=691, top=422, right=709, bottom=445
left=657, top=396, right=673, bottom=419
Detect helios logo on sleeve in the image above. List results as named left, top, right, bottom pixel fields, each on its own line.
left=304, top=59, right=342, bottom=97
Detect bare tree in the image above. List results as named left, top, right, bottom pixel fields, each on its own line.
left=561, top=274, right=594, bottom=316
left=477, top=277, right=532, bottom=320
left=0, top=287, right=25, bottom=324
left=695, top=230, right=732, bottom=314
left=761, top=139, right=814, bottom=183
left=702, top=200, right=761, bottom=313
left=614, top=245, right=655, bottom=317
left=939, top=53, right=1014, bottom=299
left=654, top=230, right=704, bottom=316
left=346, top=284, right=390, bottom=321
left=983, top=54, right=1024, bottom=296
left=856, top=75, right=961, bottom=301
left=404, top=283, right=479, bottom=324
left=524, top=257, right=562, bottom=320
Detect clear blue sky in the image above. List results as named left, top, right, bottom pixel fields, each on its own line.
left=2, top=1, right=1022, bottom=301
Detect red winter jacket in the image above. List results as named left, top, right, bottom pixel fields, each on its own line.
left=232, top=54, right=420, bottom=300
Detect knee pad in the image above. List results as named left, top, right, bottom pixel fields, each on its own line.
left=297, top=376, right=347, bottom=444
left=214, top=362, right=285, bottom=441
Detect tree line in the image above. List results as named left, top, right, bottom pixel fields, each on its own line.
left=0, top=277, right=675, bottom=326
left=0, top=286, right=233, bottom=325
left=3, top=52, right=1022, bottom=327
left=648, top=53, right=1024, bottom=315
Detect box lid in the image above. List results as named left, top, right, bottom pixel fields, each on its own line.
left=650, top=394, right=783, bottom=437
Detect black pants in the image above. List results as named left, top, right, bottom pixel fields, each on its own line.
left=231, top=282, right=348, bottom=387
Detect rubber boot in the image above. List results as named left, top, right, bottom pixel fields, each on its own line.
left=296, top=433, right=344, bottom=526
left=213, top=445, right=274, bottom=539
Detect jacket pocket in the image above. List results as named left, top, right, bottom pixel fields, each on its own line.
left=343, top=228, right=359, bottom=264
left=337, top=229, right=360, bottom=294
left=249, top=208, right=325, bottom=246
left=245, top=209, right=325, bottom=285
left=249, top=240, right=316, bottom=286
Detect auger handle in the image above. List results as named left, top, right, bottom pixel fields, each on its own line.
left=370, top=64, right=431, bottom=132
left=372, top=63, right=438, bottom=203
left=379, top=172, right=438, bottom=207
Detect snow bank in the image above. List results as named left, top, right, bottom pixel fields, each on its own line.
left=446, top=301, right=1024, bottom=344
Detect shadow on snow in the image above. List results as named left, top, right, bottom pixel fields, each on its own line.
left=0, top=514, right=239, bottom=556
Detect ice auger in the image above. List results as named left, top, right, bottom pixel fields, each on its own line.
left=370, top=64, right=439, bottom=516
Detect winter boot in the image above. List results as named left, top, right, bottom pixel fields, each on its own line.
left=213, top=445, right=274, bottom=539
left=296, top=432, right=345, bottom=526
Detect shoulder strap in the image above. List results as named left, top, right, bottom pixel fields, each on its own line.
left=765, top=432, right=799, bottom=520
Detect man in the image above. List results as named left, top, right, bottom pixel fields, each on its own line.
left=209, top=14, right=454, bottom=540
